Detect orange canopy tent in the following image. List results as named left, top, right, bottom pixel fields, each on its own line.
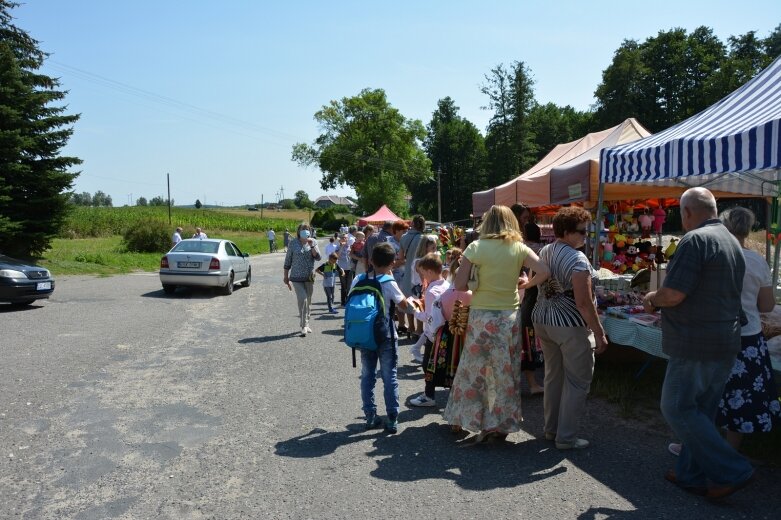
left=357, top=205, right=403, bottom=227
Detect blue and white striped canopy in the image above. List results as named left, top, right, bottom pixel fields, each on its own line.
left=600, top=55, right=781, bottom=196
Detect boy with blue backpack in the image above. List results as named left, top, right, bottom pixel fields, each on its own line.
left=344, top=242, right=408, bottom=434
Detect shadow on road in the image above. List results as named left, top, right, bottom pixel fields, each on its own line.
left=238, top=332, right=301, bottom=344
left=275, top=419, right=567, bottom=491
left=141, top=286, right=249, bottom=299
left=0, top=303, right=46, bottom=313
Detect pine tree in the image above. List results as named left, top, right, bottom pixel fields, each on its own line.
left=0, top=1, right=81, bottom=257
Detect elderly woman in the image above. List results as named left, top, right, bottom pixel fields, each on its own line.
left=444, top=205, right=549, bottom=442
left=668, top=207, right=780, bottom=456
left=532, top=207, right=608, bottom=450
left=283, top=223, right=321, bottom=337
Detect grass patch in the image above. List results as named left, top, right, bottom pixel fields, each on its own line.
left=592, top=343, right=780, bottom=465
left=40, top=231, right=288, bottom=276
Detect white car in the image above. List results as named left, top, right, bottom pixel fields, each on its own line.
left=159, top=239, right=251, bottom=295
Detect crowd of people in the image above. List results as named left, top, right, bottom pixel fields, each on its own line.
left=277, top=187, right=777, bottom=500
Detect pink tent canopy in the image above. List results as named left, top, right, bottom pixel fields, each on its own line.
left=357, top=204, right=403, bottom=226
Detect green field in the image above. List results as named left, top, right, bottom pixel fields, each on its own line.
left=41, top=206, right=339, bottom=275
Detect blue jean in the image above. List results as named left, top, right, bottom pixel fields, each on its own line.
left=660, top=356, right=754, bottom=487
left=360, top=338, right=399, bottom=420
left=324, top=285, right=335, bottom=311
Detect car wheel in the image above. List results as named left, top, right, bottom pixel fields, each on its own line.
left=241, top=267, right=251, bottom=287
left=11, top=300, right=35, bottom=306
left=162, top=284, right=176, bottom=294
left=221, top=272, right=234, bottom=295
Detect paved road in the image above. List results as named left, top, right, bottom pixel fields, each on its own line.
left=0, top=249, right=776, bottom=519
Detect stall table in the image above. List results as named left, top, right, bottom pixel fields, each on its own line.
left=600, top=311, right=781, bottom=382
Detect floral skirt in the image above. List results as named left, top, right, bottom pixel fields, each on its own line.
left=443, top=308, right=523, bottom=433
left=717, top=332, right=781, bottom=433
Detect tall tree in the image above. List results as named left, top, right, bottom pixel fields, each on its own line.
left=0, top=1, right=81, bottom=257
left=481, top=61, right=537, bottom=187
left=293, top=190, right=313, bottom=209
left=414, top=97, right=487, bottom=221
left=292, top=88, right=431, bottom=216
left=136, top=196, right=148, bottom=206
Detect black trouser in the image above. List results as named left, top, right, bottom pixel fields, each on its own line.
left=339, top=270, right=353, bottom=305
left=422, top=338, right=435, bottom=398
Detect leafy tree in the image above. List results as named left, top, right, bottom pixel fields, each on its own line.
left=91, top=190, right=112, bottom=207
left=280, top=198, right=296, bottom=210
left=414, top=97, right=487, bottom=221
left=765, top=24, right=781, bottom=60
left=71, top=191, right=92, bottom=206
left=0, top=1, right=81, bottom=257
left=293, top=190, right=313, bottom=209
left=194, top=199, right=202, bottom=209
left=149, top=196, right=166, bottom=206
left=481, top=61, right=537, bottom=187
left=292, top=88, right=431, bottom=216
left=136, top=196, right=148, bottom=206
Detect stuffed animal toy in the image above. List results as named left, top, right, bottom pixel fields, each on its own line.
left=626, top=219, right=639, bottom=233
left=665, top=238, right=678, bottom=259
left=638, top=210, right=654, bottom=238
left=614, top=233, right=627, bottom=249
left=653, top=207, right=667, bottom=234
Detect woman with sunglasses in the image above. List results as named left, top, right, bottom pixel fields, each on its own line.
left=532, top=207, right=608, bottom=450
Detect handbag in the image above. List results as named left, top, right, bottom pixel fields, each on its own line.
left=467, top=264, right=479, bottom=291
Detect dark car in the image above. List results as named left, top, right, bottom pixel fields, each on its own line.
left=0, top=254, right=55, bottom=306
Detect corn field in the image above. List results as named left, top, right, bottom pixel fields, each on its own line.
left=63, top=207, right=302, bottom=238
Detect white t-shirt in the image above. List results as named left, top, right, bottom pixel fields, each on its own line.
left=741, top=249, right=772, bottom=336
left=325, top=242, right=339, bottom=258
left=351, top=273, right=405, bottom=337
left=172, top=232, right=182, bottom=245
left=416, top=278, right=451, bottom=341
left=267, top=230, right=276, bottom=240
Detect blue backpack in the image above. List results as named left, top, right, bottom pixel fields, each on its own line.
left=344, top=273, right=396, bottom=367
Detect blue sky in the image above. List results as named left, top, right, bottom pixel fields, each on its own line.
left=11, top=1, right=781, bottom=207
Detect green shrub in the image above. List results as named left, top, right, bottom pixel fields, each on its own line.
left=122, top=219, right=170, bottom=253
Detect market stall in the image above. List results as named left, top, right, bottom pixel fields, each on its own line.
left=356, top=204, right=403, bottom=227
left=595, top=55, right=781, bottom=378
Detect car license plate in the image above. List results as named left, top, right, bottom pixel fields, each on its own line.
left=177, top=261, right=201, bottom=268
left=36, top=282, right=51, bottom=290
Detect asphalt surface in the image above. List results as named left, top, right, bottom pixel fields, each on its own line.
left=0, top=246, right=777, bottom=519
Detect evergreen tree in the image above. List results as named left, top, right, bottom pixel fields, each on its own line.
left=481, top=61, right=537, bottom=187
left=415, top=97, right=487, bottom=221
left=0, top=1, right=81, bottom=257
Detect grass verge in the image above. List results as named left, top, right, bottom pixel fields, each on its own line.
left=40, top=231, right=284, bottom=276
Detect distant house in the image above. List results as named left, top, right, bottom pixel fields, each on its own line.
left=314, top=195, right=357, bottom=210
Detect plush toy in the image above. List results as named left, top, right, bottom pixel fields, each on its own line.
left=638, top=210, right=654, bottom=238
left=626, top=219, right=639, bottom=233
left=614, top=233, right=627, bottom=249
left=654, top=245, right=665, bottom=265
left=603, top=242, right=614, bottom=261
left=665, top=238, right=678, bottom=259
left=653, top=207, right=667, bottom=234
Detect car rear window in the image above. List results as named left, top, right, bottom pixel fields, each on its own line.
left=172, top=241, right=219, bottom=254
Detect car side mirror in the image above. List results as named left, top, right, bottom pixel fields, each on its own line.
left=243, top=253, right=249, bottom=258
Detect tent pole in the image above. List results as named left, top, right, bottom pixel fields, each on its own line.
left=767, top=198, right=772, bottom=265
left=592, top=180, right=605, bottom=268
left=773, top=195, right=781, bottom=299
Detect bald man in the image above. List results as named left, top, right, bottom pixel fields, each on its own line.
left=643, top=187, right=753, bottom=499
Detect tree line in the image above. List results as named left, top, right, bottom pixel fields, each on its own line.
left=294, top=25, right=780, bottom=220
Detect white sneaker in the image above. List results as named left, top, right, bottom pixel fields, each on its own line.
left=555, top=438, right=589, bottom=450
left=305, top=326, right=313, bottom=333
left=301, top=328, right=307, bottom=337
left=409, top=394, right=436, bottom=407
left=409, top=345, right=424, bottom=363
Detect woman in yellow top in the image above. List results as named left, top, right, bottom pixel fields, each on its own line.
left=444, top=205, right=550, bottom=442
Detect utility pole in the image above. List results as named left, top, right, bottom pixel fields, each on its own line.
left=166, top=173, right=172, bottom=225
left=437, top=166, right=442, bottom=223
left=260, top=194, right=264, bottom=218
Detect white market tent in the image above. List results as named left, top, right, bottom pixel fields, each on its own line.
left=598, top=55, right=781, bottom=276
